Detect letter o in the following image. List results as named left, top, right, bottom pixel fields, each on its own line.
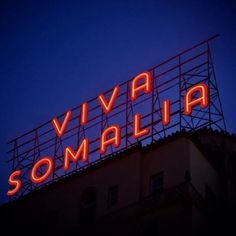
left=30, top=157, right=54, bottom=184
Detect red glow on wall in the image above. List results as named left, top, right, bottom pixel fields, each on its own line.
left=131, top=71, right=152, bottom=101
left=100, top=125, right=121, bottom=155
left=30, top=157, right=54, bottom=184
left=7, top=170, right=22, bottom=196
left=184, top=83, right=208, bottom=116
left=52, top=110, right=72, bottom=137
left=64, top=138, right=89, bottom=171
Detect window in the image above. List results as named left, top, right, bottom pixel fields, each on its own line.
left=108, top=185, right=119, bottom=207
left=80, top=187, right=97, bottom=225
left=149, top=172, right=164, bottom=194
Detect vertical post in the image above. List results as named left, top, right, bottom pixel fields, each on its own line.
left=31, top=130, right=38, bottom=191
left=52, top=136, right=58, bottom=181
left=207, top=43, right=211, bottom=128
left=76, top=120, right=81, bottom=170
left=178, top=55, right=182, bottom=131
left=9, top=140, right=18, bottom=200
left=151, top=70, right=155, bottom=142
left=125, top=83, right=129, bottom=149
left=209, top=49, right=227, bottom=131
left=100, top=109, right=104, bottom=158
left=12, top=140, right=17, bottom=171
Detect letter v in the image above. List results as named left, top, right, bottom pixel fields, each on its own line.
left=52, top=110, right=72, bottom=137
left=98, top=85, right=120, bottom=113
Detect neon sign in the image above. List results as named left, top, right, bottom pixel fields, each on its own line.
left=7, top=75, right=208, bottom=196
left=6, top=35, right=226, bottom=199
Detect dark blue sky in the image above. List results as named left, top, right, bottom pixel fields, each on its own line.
left=0, top=0, right=235, bottom=204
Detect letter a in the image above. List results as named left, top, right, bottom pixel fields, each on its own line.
left=184, top=83, right=208, bottom=116
left=100, top=125, right=121, bottom=154
left=131, top=71, right=152, bottom=101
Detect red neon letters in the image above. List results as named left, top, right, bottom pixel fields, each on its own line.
left=184, top=83, right=208, bottom=115
left=7, top=170, right=22, bottom=196
left=30, top=157, right=54, bottom=184
left=98, top=85, right=120, bottom=113
left=52, top=110, right=72, bottom=137
left=7, top=70, right=210, bottom=197
left=131, top=71, right=152, bottom=101
left=80, top=102, right=88, bottom=126
left=162, top=99, right=170, bottom=126
left=64, top=138, right=89, bottom=171
left=100, top=125, right=121, bottom=155
left=133, top=113, right=150, bottom=139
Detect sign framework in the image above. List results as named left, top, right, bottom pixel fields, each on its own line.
left=7, top=35, right=226, bottom=199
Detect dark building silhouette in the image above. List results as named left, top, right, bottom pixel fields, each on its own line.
left=1, top=129, right=236, bottom=235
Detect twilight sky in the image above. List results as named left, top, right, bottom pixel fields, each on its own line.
left=0, top=0, right=236, bottom=204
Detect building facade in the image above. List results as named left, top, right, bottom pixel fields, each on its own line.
left=1, top=129, right=236, bottom=235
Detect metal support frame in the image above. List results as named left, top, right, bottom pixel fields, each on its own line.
left=6, top=35, right=226, bottom=200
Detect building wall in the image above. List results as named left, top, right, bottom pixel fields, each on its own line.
left=190, top=140, right=219, bottom=202
left=1, top=132, right=235, bottom=235
left=142, top=137, right=190, bottom=196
